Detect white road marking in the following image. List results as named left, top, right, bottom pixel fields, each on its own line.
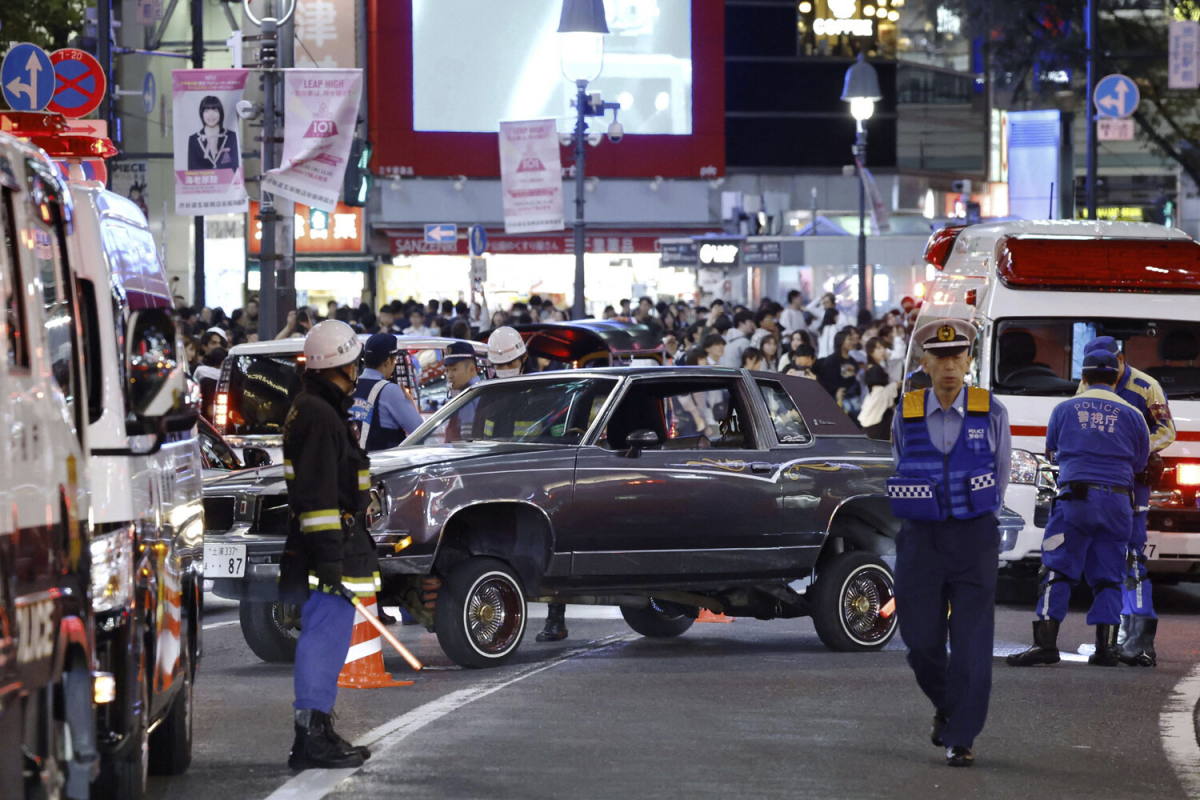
left=262, top=633, right=636, bottom=800
left=1161, top=663, right=1200, bottom=796
left=202, top=620, right=239, bottom=631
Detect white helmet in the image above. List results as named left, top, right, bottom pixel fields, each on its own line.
left=303, top=320, right=362, bottom=369
left=487, top=326, right=527, bottom=365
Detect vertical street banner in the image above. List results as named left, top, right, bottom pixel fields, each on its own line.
left=261, top=69, right=363, bottom=212
left=498, top=119, right=564, bottom=234
left=171, top=69, right=249, bottom=215
left=1169, top=20, right=1200, bottom=90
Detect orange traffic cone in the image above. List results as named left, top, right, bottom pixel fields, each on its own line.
left=337, top=595, right=415, bottom=689
left=696, top=608, right=734, bottom=623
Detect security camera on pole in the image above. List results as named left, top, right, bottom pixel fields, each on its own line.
left=558, top=0, right=622, bottom=321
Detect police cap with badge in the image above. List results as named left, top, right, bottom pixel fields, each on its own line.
left=913, top=317, right=976, bottom=358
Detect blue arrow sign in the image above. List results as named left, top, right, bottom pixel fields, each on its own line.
left=425, top=223, right=457, bottom=244
left=143, top=71, right=156, bottom=114
left=1094, top=74, right=1139, bottom=120
left=2, top=44, right=54, bottom=111
left=469, top=224, right=488, bottom=256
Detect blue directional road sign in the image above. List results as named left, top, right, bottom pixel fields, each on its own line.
left=469, top=224, right=488, bottom=256
left=425, top=223, right=457, bottom=244
left=1094, top=74, right=1139, bottom=120
left=143, top=71, right=157, bottom=114
left=2, top=43, right=54, bottom=111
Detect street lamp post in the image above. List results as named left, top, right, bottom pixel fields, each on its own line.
left=841, top=53, right=882, bottom=318
left=559, top=0, right=620, bottom=321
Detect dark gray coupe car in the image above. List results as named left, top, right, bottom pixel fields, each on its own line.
left=203, top=367, right=1023, bottom=668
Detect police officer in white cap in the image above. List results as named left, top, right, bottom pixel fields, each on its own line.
left=887, top=318, right=1010, bottom=767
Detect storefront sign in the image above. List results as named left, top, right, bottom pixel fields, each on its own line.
left=172, top=68, right=249, bottom=215
left=249, top=200, right=364, bottom=254
left=698, top=242, right=740, bottom=266
left=387, top=230, right=691, bottom=258
left=262, top=68, right=363, bottom=212
left=498, top=119, right=564, bottom=234
left=742, top=240, right=781, bottom=266
left=111, top=160, right=150, bottom=220
left=660, top=240, right=699, bottom=267
left=294, top=0, right=357, bottom=69
left=1169, top=20, right=1200, bottom=90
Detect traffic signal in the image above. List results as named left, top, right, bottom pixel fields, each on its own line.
left=343, top=138, right=373, bottom=207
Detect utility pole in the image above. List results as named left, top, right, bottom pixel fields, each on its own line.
left=1086, top=0, right=1099, bottom=219
left=571, top=81, right=587, bottom=321
left=191, top=0, right=206, bottom=308
left=98, top=0, right=113, bottom=187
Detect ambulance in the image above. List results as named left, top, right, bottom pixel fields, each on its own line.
left=910, top=220, right=1200, bottom=581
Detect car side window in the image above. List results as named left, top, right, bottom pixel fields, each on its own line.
left=0, top=189, right=28, bottom=370
left=600, top=379, right=757, bottom=451
left=756, top=379, right=813, bottom=445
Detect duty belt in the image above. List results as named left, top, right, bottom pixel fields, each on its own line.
left=1060, top=481, right=1132, bottom=500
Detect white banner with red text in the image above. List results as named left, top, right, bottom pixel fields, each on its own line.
left=498, top=119, right=564, bottom=234
left=172, top=69, right=249, bottom=215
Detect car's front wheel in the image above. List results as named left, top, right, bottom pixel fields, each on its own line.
left=810, top=551, right=898, bottom=652
left=239, top=600, right=301, bottom=663
left=621, top=600, right=696, bottom=638
left=435, top=558, right=527, bottom=668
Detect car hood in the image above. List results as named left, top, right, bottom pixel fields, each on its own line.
left=201, top=442, right=565, bottom=496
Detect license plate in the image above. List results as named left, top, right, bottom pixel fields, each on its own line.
left=204, top=544, right=247, bottom=578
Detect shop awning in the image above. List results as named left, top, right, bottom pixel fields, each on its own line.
left=248, top=257, right=375, bottom=273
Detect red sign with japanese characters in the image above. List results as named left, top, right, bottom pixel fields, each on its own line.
left=248, top=200, right=364, bottom=254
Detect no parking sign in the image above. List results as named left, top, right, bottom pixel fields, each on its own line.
left=47, top=49, right=106, bottom=119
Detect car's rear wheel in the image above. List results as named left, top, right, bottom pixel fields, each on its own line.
left=435, top=558, right=527, bottom=668
left=811, top=551, right=898, bottom=652
left=239, top=600, right=301, bottom=663
left=621, top=599, right=697, bottom=638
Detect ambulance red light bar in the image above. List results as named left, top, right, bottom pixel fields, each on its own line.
left=31, top=134, right=118, bottom=160
left=923, top=226, right=964, bottom=270
left=996, top=236, right=1200, bottom=292
left=0, top=112, right=71, bottom=136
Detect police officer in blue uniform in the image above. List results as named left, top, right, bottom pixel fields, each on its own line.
left=1080, top=337, right=1174, bottom=667
left=350, top=333, right=425, bottom=453
left=889, top=318, right=1010, bottom=768
left=1007, top=349, right=1149, bottom=668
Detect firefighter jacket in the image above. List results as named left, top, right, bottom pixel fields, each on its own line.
left=278, top=371, right=380, bottom=601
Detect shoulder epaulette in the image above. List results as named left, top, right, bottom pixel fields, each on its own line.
left=902, top=389, right=926, bottom=419
left=967, top=386, right=990, bottom=415
left=1133, top=377, right=1151, bottom=391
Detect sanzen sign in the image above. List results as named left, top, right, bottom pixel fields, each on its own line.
left=386, top=230, right=714, bottom=258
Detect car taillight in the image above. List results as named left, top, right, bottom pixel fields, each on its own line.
left=214, top=392, right=228, bottom=430
left=1178, top=463, right=1200, bottom=486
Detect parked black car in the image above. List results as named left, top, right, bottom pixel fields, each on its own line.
left=204, top=368, right=1024, bottom=667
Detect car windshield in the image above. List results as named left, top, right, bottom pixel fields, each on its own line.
left=409, top=377, right=618, bottom=446
left=993, top=318, right=1200, bottom=398
left=224, top=353, right=304, bottom=436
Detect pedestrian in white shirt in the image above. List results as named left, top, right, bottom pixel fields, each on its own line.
left=778, top=290, right=809, bottom=336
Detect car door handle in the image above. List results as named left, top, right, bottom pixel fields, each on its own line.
left=750, top=462, right=773, bottom=474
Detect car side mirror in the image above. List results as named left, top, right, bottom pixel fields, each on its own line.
left=624, top=428, right=659, bottom=457
left=242, top=446, right=272, bottom=468
left=123, top=308, right=196, bottom=432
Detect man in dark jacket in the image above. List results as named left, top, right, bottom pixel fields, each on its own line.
left=279, top=320, right=379, bottom=770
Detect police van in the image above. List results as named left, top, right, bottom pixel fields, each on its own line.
left=0, top=133, right=99, bottom=800
left=911, top=220, right=1200, bottom=581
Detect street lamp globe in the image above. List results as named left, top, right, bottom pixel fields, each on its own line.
left=559, top=0, right=609, bottom=83
left=841, top=53, right=882, bottom=122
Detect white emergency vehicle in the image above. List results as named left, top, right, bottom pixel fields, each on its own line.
left=911, top=220, right=1200, bottom=581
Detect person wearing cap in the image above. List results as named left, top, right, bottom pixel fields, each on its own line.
left=443, top=341, right=482, bottom=441
left=1008, top=349, right=1149, bottom=671
left=350, top=333, right=425, bottom=453
left=1077, top=336, right=1174, bottom=667
left=887, top=317, right=1010, bottom=767
left=277, top=320, right=377, bottom=770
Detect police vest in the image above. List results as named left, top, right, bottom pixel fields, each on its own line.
left=887, top=387, right=1001, bottom=521
left=350, top=377, right=406, bottom=452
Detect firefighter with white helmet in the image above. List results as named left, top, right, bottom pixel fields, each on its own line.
left=278, top=320, right=378, bottom=769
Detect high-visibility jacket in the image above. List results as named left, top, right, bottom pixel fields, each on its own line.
left=279, top=372, right=380, bottom=600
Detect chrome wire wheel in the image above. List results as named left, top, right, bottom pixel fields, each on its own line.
left=464, top=573, right=524, bottom=656
left=839, top=564, right=896, bottom=646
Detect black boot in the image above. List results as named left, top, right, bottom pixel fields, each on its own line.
left=1088, top=623, right=1120, bottom=666
left=535, top=604, right=568, bottom=642
left=930, top=709, right=947, bottom=747
left=288, top=709, right=365, bottom=770
left=376, top=607, right=398, bottom=626
left=328, top=709, right=371, bottom=760
left=1006, top=619, right=1061, bottom=667
left=1117, top=614, right=1131, bottom=648
left=1117, top=616, right=1158, bottom=667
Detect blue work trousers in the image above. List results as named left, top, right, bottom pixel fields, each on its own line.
left=895, top=514, right=1000, bottom=750
left=1121, top=509, right=1155, bottom=618
left=1035, top=488, right=1131, bottom=626
left=294, top=590, right=356, bottom=713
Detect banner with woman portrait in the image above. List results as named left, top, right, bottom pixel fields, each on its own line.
left=172, top=69, right=249, bottom=215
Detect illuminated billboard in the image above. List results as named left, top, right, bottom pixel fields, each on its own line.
left=368, top=0, right=724, bottom=179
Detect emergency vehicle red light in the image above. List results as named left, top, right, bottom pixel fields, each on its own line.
left=997, top=237, right=1200, bottom=292
left=923, top=226, right=963, bottom=270
left=1177, top=463, right=1200, bottom=486
left=30, top=135, right=118, bottom=160
left=0, top=112, right=71, bottom=136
